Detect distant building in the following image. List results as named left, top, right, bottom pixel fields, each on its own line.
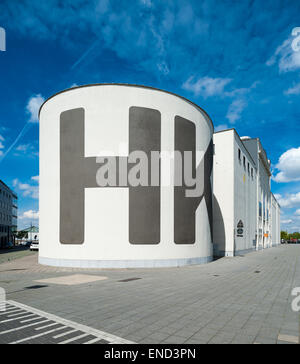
left=213, top=130, right=280, bottom=257
left=0, top=180, right=18, bottom=248
left=20, top=226, right=39, bottom=241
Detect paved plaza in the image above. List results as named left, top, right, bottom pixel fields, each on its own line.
left=0, top=245, right=299, bottom=344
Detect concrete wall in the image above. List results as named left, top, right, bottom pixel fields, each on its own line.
left=39, top=84, right=214, bottom=268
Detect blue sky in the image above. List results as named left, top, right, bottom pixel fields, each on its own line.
left=0, top=0, right=300, bottom=231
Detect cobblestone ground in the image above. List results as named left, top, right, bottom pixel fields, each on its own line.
left=0, top=245, right=299, bottom=344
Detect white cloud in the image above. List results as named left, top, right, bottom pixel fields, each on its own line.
left=14, top=143, right=38, bottom=157
left=281, top=219, right=293, bottom=224
left=266, top=36, right=300, bottom=73
left=13, top=177, right=39, bottom=199
left=19, top=210, right=39, bottom=220
left=273, top=147, right=300, bottom=183
left=182, top=76, right=232, bottom=98
left=214, top=124, right=228, bottom=132
left=0, top=134, right=4, bottom=150
left=275, top=193, right=300, bottom=208
left=284, top=82, right=300, bottom=95
left=295, top=209, right=300, bottom=216
left=31, top=175, right=39, bottom=182
left=26, top=94, right=45, bottom=123
left=15, top=144, right=30, bottom=152
left=226, top=98, right=247, bottom=124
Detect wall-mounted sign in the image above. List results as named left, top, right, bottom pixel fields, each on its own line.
left=237, top=228, right=244, bottom=236
left=237, top=220, right=244, bottom=237
left=237, top=220, right=244, bottom=228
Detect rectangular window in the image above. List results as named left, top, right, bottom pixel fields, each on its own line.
left=243, top=156, right=246, bottom=168
left=259, top=202, right=262, bottom=217
left=238, top=148, right=241, bottom=161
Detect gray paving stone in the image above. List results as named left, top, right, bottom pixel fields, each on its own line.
left=0, top=245, right=299, bottom=344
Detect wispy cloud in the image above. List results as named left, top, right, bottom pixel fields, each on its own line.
left=0, top=94, right=44, bottom=163
left=26, top=94, right=45, bottom=123
left=226, top=98, right=247, bottom=124
left=214, top=124, right=229, bottom=132
left=13, top=143, right=39, bottom=158
left=182, top=76, right=232, bottom=98
left=266, top=35, right=300, bottom=73
left=284, top=82, right=300, bottom=95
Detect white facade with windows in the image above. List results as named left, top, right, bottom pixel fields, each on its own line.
left=213, top=130, right=280, bottom=257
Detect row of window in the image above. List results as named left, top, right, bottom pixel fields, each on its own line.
left=0, top=225, right=10, bottom=233
left=0, top=189, right=12, bottom=200
left=0, top=212, right=12, bottom=223
left=0, top=200, right=11, bottom=210
left=238, top=148, right=254, bottom=178
left=259, top=201, right=271, bottom=221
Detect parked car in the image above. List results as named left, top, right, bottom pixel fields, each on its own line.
left=30, top=241, right=39, bottom=251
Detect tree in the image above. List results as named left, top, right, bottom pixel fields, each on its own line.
left=291, top=232, right=300, bottom=240
left=281, top=231, right=289, bottom=240
left=16, top=231, right=28, bottom=240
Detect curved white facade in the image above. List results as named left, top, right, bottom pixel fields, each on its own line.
left=39, top=84, right=213, bottom=268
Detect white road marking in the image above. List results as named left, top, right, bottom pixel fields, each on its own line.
left=8, top=300, right=134, bottom=344
left=84, top=337, right=102, bottom=344
left=35, top=322, right=61, bottom=331
left=0, top=313, right=36, bottom=323
left=0, top=319, right=50, bottom=335
left=53, top=329, right=77, bottom=339
left=9, top=326, right=67, bottom=344
left=59, top=333, right=89, bottom=344
left=278, top=334, right=299, bottom=344
left=20, top=316, right=42, bottom=323
left=7, top=311, right=28, bottom=317
left=0, top=309, right=21, bottom=315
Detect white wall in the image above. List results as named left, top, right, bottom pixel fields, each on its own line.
left=213, top=130, right=257, bottom=257
left=271, top=195, right=280, bottom=246
left=39, top=84, right=213, bottom=268
left=213, top=130, right=234, bottom=256
left=233, top=134, right=257, bottom=255
left=258, top=157, right=271, bottom=249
